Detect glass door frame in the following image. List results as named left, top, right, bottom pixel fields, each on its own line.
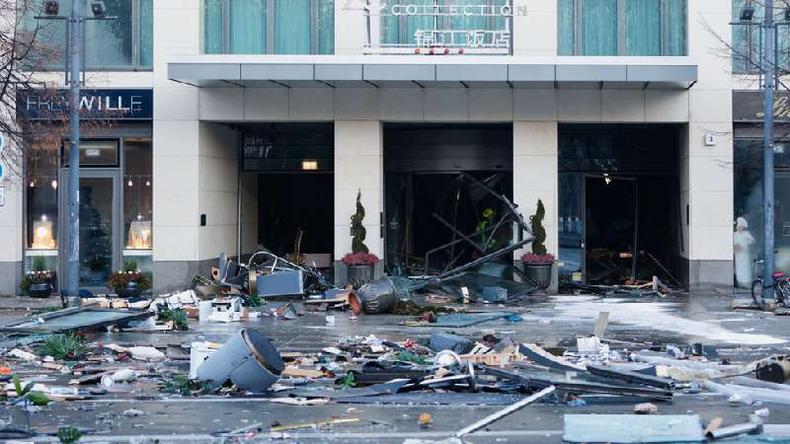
left=57, top=168, right=122, bottom=292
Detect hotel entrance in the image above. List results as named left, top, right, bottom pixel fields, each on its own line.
left=559, top=124, right=684, bottom=288
left=383, top=124, right=513, bottom=275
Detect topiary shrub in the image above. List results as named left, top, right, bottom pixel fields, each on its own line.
left=350, top=190, right=369, bottom=254
left=530, top=199, right=547, bottom=256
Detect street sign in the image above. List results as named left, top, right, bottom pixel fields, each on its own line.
left=0, top=132, right=6, bottom=152
left=0, top=161, right=6, bottom=182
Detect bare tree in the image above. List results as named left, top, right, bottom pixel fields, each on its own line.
left=0, top=0, right=119, bottom=183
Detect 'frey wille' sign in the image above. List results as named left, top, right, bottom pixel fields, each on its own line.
left=17, top=89, right=153, bottom=120
left=733, top=90, right=790, bottom=123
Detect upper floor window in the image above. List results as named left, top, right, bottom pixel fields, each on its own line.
left=731, top=0, right=790, bottom=75
left=20, top=0, right=153, bottom=71
left=378, top=0, right=511, bottom=55
left=559, top=0, right=687, bottom=56
left=203, top=0, right=334, bottom=55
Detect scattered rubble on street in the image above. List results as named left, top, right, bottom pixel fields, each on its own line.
left=0, top=191, right=789, bottom=442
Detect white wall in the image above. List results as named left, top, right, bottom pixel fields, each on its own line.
left=152, top=0, right=202, bottom=265
left=334, top=121, right=384, bottom=260
left=513, top=0, right=557, bottom=56
left=684, top=0, right=735, bottom=278
left=513, top=122, right=558, bottom=258
left=197, top=122, right=239, bottom=261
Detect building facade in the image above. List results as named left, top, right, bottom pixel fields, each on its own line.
left=2, top=0, right=765, bottom=294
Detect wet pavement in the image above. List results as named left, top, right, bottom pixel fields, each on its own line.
left=2, top=292, right=790, bottom=443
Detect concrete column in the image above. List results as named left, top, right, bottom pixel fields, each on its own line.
left=683, top=0, right=734, bottom=288
left=512, top=0, right=557, bottom=56
left=513, top=122, right=559, bottom=260
left=197, top=123, right=239, bottom=265
left=152, top=0, right=202, bottom=290
left=334, top=121, right=384, bottom=260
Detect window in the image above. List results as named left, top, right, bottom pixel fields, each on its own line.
left=19, top=0, right=153, bottom=70
left=26, top=144, right=59, bottom=250
left=731, top=0, right=790, bottom=74
left=559, top=0, right=687, bottom=56
left=733, top=138, right=790, bottom=287
left=203, top=0, right=335, bottom=54
left=124, top=140, right=152, bottom=251
left=379, top=0, right=509, bottom=52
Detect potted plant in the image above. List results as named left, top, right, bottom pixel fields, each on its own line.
left=343, top=191, right=380, bottom=286
left=521, top=199, right=555, bottom=290
left=21, top=256, right=55, bottom=298
left=108, top=259, right=151, bottom=298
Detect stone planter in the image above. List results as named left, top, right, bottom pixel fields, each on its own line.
left=29, top=282, right=53, bottom=298
left=347, top=264, right=375, bottom=286
left=117, top=281, right=142, bottom=299
left=524, top=263, right=553, bottom=291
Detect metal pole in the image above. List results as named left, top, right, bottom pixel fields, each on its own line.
left=762, top=0, right=776, bottom=301
left=67, top=1, right=82, bottom=298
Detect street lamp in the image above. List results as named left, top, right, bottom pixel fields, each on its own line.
left=740, top=3, right=756, bottom=21
left=34, top=1, right=115, bottom=304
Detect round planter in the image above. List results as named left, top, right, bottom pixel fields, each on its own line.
left=357, top=277, right=398, bottom=314
left=347, top=264, right=375, bottom=286
left=117, top=281, right=142, bottom=299
left=523, top=263, right=553, bottom=291
left=197, top=328, right=284, bottom=392
left=29, top=282, right=53, bottom=298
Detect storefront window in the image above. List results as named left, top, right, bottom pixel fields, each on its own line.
left=62, top=140, right=119, bottom=167
left=26, top=144, right=59, bottom=250
left=19, top=0, right=153, bottom=70
left=123, top=140, right=152, bottom=251
left=733, top=138, right=790, bottom=288
left=203, top=0, right=335, bottom=55
left=731, top=0, right=790, bottom=75
left=559, top=0, right=687, bottom=56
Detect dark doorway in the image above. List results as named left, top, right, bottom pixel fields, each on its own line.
left=559, top=124, right=683, bottom=288
left=257, top=174, right=333, bottom=259
left=240, top=123, right=335, bottom=264
left=584, top=175, right=637, bottom=284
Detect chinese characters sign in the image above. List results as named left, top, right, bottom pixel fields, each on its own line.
left=361, top=1, right=523, bottom=55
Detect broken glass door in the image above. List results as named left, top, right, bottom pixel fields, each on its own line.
left=59, top=170, right=121, bottom=290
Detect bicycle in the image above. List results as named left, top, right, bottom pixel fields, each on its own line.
left=751, top=258, right=790, bottom=307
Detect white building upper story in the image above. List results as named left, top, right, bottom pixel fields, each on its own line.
left=3, top=0, right=787, bottom=294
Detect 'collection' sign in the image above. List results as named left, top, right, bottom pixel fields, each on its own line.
left=16, top=89, right=153, bottom=120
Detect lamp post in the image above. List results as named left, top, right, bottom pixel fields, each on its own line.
left=35, top=1, right=114, bottom=301
left=762, top=0, right=776, bottom=303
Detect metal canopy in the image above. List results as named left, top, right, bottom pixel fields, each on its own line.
left=167, top=55, right=698, bottom=90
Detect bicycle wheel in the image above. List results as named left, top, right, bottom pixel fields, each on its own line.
left=752, top=279, right=764, bottom=306
left=778, top=280, right=790, bottom=305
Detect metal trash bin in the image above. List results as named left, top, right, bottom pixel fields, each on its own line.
left=196, top=328, right=284, bottom=392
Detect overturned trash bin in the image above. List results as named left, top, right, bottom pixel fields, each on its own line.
left=196, top=328, right=284, bottom=392
left=357, top=278, right=398, bottom=314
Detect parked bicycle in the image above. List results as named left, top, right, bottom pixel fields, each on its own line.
left=751, top=258, right=790, bottom=306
